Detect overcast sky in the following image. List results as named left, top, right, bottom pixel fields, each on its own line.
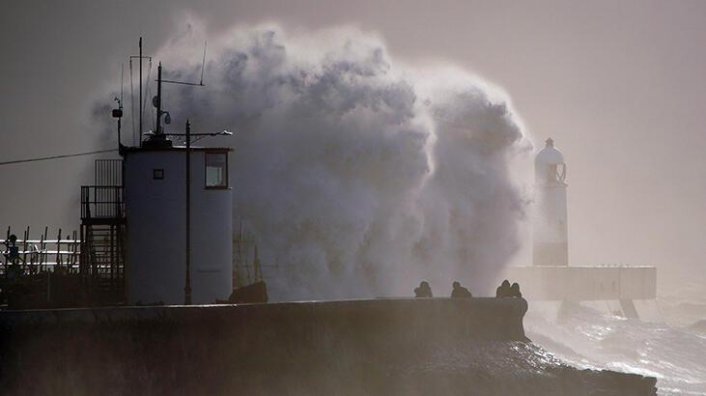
left=2, top=0, right=705, bottom=289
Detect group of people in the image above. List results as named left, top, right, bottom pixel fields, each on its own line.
left=413, top=279, right=522, bottom=298
left=414, top=280, right=472, bottom=298
left=495, top=279, right=522, bottom=298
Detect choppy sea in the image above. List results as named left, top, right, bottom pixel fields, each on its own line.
left=525, top=287, right=706, bottom=396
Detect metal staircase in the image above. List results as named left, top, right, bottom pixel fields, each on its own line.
left=80, top=159, right=126, bottom=305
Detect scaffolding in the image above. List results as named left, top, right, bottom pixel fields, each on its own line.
left=0, top=159, right=128, bottom=308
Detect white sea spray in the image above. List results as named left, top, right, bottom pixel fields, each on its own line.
left=116, top=23, right=530, bottom=300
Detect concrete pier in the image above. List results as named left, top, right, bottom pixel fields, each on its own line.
left=0, top=297, right=529, bottom=342
left=0, top=298, right=656, bottom=395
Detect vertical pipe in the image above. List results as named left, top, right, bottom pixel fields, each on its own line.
left=110, top=225, right=115, bottom=287
left=117, top=110, right=122, bottom=151
left=3, top=226, right=8, bottom=278
left=75, top=230, right=79, bottom=268
left=67, top=232, right=73, bottom=271
left=79, top=225, right=84, bottom=280
left=47, top=269, right=52, bottom=305
left=139, top=37, right=143, bottom=146
left=23, top=226, right=29, bottom=272
left=184, top=120, right=192, bottom=305
left=71, top=231, right=75, bottom=267
left=56, top=229, right=62, bottom=269
left=156, top=63, right=162, bottom=135
left=41, top=227, right=47, bottom=272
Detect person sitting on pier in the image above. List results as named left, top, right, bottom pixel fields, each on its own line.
left=451, top=281, right=472, bottom=298
left=414, top=281, right=433, bottom=298
left=510, top=282, right=522, bottom=298
left=496, top=280, right=511, bottom=297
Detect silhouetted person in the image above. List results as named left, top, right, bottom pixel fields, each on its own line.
left=3, top=234, right=19, bottom=264
left=414, top=281, right=433, bottom=298
left=496, top=280, right=511, bottom=298
left=4, top=235, right=21, bottom=281
left=510, top=282, right=522, bottom=298
left=451, top=281, right=472, bottom=298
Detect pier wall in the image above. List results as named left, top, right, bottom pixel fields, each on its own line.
left=0, top=298, right=529, bottom=341
left=0, top=298, right=656, bottom=395
left=0, top=298, right=526, bottom=394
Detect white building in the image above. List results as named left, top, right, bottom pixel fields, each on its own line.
left=123, top=140, right=233, bottom=305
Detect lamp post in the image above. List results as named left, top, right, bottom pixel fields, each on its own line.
left=184, top=119, right=192, bottom=305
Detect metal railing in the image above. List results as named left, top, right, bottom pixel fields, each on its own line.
left=81, top=186, right=125, bottom=221
left=95, top=159, right=122, bottom=186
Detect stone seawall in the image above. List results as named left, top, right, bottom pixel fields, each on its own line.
left=0, top=297, right=529, bottom=343
left=0, top=298, right=656, bottom=395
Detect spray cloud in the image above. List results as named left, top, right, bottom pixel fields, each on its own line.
left=128, top=23, right=529, bottom=300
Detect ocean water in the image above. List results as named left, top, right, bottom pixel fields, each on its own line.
left=525, top=297, right=706, bottom=396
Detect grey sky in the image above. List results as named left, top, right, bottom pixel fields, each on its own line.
left=1, top=0, right=705, bottom=289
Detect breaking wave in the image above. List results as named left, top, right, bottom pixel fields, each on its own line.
left=525, top=301, right=706, bottom=395
left=121, top=23, right=530, bottom=300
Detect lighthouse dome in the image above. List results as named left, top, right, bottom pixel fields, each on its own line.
left=535, top=137, right=566, bottom=185
left=535, top=138, right=564, bottom=165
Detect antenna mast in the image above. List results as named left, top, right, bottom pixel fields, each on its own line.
left=145, top=50, right=209, bottom=148
left=129, top=38, right=152, bottom=146
left=200, top=41, right=207, bottom=86
left=121, top=63, right=124, bottom=108
left=112, top=97, right=123, bottom=152
left=111, top=64, right=125, bottom=153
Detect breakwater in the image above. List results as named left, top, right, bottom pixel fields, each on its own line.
left=0, top=298, right=656, bottom=395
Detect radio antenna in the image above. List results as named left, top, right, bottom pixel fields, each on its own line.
left=120, top=63, right=124, bottom=105
left=160, top=41, right=208, bottom=87
left=200, top=41, right=207, bottom=86
left=129, top=37, right=152, bottom=146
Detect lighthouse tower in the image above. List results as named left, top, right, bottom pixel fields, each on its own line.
left=533, top=138, right=568, bottom=267
left=505, top=137, right=655, bottom=315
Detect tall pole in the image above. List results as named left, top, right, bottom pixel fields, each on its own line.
left=139, top=37, right=143, bottom=146
left=156, top=63, right=162, bottom=135
left=184, top=120, right=192, bottom=305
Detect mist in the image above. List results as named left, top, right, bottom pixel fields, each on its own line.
left=112, top=23, right=529, bottom=300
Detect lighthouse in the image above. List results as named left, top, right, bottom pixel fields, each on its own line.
left=504, top=137, right=655, bottom=317
left=533, top=138, right=568, bottom=267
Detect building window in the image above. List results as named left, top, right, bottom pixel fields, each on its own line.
left=205, top=151, right=228, bottom=189
left=153, top=168, right=164, bottom=180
